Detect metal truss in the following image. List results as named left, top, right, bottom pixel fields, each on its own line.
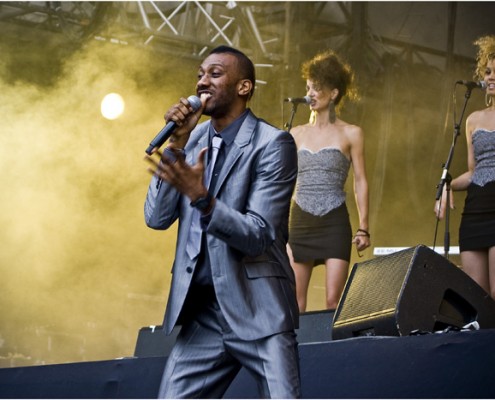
left=0, top=1, right=474, bottom=81
left=0, top=2, right=289, bottom=60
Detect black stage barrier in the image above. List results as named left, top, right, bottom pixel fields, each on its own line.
left=2, top=329, right=495, bottom=398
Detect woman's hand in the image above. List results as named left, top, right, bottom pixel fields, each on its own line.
left=352, top=229, right=371, bottom=256
left=434, top=185, right=455, bottom=220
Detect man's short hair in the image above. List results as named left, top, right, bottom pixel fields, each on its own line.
left=209, top=45, right=256, bottom=99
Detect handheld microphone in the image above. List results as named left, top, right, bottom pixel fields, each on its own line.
left=456, top=80, right=486, bottom=90
left=284, top=96, right=311, bottom=105
left=145, top=95, right=202, bottom=155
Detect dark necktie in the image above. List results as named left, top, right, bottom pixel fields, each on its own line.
left=186, top=135, right=223, bottom=260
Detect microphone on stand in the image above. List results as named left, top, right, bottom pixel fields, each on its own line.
left=284, top=96, right=311, bottom=105
left=145, top=95, right=202, bottom=155
left=456, top=80, right=486, bottom=90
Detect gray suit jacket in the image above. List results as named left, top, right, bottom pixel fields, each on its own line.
left=145, top=110, right=299, bottom=341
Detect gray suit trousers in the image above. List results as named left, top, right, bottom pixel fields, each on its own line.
left=158, top=294, right=301, bottom=399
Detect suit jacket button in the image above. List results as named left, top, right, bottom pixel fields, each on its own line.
left=186, top=267, right=193, bottom=274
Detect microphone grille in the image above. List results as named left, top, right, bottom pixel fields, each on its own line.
left=304, top=95, right=311, bottom=104
left=480, top=81, right=487, bottom=90
left=187, top=95, right=202, bottom=111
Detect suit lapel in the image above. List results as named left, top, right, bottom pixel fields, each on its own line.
left=187, top=123, right=210, bottom=165
left=182, top=123, right=210, bottom=229
left=212, top=112, right=257, bottom=196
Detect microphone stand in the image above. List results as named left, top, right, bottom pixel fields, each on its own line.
left=284, top=102, right=300, bottom=132
left=435, top=85, right=473, bottom=259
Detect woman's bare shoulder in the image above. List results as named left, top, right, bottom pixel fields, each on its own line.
left=341, top=122, right=364, bottom=140
left=290, top=123, right=312, bottom=137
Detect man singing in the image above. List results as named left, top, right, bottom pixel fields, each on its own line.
left=144, top=45, right=301, bottom=398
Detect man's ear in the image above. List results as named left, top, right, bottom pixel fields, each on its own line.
left=238, top=79, right=253, bottom=97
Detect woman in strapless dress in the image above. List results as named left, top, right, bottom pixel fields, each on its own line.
left=437, top=35, right=495, bottom=299
left=287, top=50, right=371, bottom=311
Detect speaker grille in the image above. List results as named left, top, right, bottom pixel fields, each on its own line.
left=336, top=247, right=417, bottom=322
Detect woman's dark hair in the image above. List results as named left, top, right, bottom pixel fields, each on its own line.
left=302, top=50, right=358, bottom=107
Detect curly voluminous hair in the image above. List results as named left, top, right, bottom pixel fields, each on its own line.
left=301, top=50, right=358, bottom=108
left=474, top=35, right=495, bottom=80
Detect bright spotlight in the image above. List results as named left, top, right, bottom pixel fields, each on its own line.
left=101, top=93, right=125, bottom=120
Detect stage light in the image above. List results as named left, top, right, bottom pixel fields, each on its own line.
left=101, top=93, right=125, bottom=120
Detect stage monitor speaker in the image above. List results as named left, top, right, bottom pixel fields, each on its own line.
left=332, top=244, right=495, bottom=340
left=134, top=325, right=180, bottom=357
left=297, top=309, right=334, bottom=343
